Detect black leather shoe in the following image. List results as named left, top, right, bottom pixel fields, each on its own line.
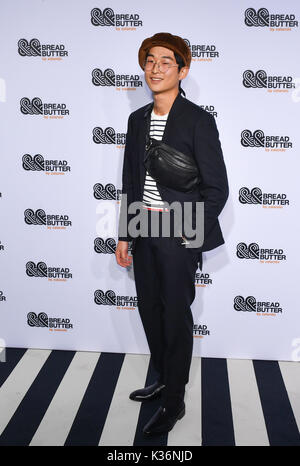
left=142, top=402, right=185, bottom=435
left=129, top=381, right=165, bottom=401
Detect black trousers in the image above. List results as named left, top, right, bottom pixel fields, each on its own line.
left=132, top=209, right=202, bottom=411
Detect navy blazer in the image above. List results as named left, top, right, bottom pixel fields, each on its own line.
left=118, top=92, right=229, bottom=254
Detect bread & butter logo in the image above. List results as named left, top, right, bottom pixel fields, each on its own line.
left=27, top=312, right=73, bottom=330
left=22, top=154, right=71, bottom=174
left=241, top=129, right=293, bottom=150
left=244, top=8, right=298, bottom=30
left=92, top=68, right=142, bottom=89
left=0, top=291, right=6, bottom=302
left=90, top=7, right=143, bottom=30
left=93, top=126, right=126, bottom=147
left=199, top=105, right=218, bottom=118
left=94, top=237, right=133, bottom=254
left=94, top=237, right=116, bottom=254
left=236, top=243, right=286, bottom=263
left=26, top=261, right=72, bottom=281
left=195, top=272, right=212, bottom=287
left=239, top=187, right=289, bottom=207
left=184, top=39, right=219, bottom=62
left=93, top=183, right=121, bottom=201
left=20, top=97, right=70, bottom=117
left=242, top=70, right=295, bottom=91
left=18, top=38, right=68, bottom=59
left=234, top=295, right=283, bottom=316
left=24, top=209, right=72, bottom=229
left=94, top=289, right=138, bottom=309
left=194, top=324, right=210, bottom=338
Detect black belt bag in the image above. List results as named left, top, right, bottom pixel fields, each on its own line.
left=144, top=133, right=201, bottom=193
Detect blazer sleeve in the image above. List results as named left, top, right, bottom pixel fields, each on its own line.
left=118, top=113, right=135, bottom=242
left=193, top=112, right=229, bottom=242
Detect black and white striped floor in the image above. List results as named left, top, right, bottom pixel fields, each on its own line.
left=0, top=348, right=299, bottom=446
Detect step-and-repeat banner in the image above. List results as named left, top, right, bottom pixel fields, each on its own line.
left=0, top=0, right=299, bottom=361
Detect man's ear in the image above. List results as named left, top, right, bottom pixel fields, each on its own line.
left=179, top=66, right=189, bottom=81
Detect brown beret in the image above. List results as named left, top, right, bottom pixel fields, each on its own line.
left=138, top=32, right=191, bottom=70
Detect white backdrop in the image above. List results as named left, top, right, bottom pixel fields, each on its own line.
left=0, top=0, right=299, bottom=361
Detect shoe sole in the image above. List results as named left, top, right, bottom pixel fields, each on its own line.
left=143, top=406, right=186, bottom=435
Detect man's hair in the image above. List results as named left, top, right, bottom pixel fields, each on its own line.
left=145, top=50, right=187, bottom=97
left=174, top=52, right=186, bottom=97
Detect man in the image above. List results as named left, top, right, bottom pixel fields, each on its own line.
left=115, top=32, right=229, bottom=435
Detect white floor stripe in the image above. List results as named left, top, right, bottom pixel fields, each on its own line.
left=99, top=354, right=150, bottom=446
left=0, top=347, right=6, bottom=363
left=227, top=359, right=269, bottom=446
left=279, top=360, right=300, bottom=434
left=0, top=348, right=51, bottom=436
left=168, top=356, right=202, bottom=446
left=30, top=351, right=100, bottom=446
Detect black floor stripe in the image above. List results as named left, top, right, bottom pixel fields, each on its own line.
left=253, top=360, right=300, bottom=446
left=0, top=347, right=27, bottom=388
left=201, top=357, right=235, bottom=446
left=133, top=357, right=168, bottom=446
left=64, top=352, right=125, bottom=446
left=0, top=349, right=75, bottom=446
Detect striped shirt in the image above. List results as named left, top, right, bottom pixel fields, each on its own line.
left=142, top=109, right=169, bottom=211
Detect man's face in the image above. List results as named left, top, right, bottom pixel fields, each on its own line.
left=144, top=46, right=188, bottom=95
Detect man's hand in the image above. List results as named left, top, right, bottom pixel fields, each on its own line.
left=115, top=241, right=133, bottom=268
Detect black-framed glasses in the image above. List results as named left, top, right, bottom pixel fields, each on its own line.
left=143, top=58, right=179, bottom=73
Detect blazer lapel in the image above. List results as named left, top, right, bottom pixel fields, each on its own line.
left=138, top=101, right=153, bottom=198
